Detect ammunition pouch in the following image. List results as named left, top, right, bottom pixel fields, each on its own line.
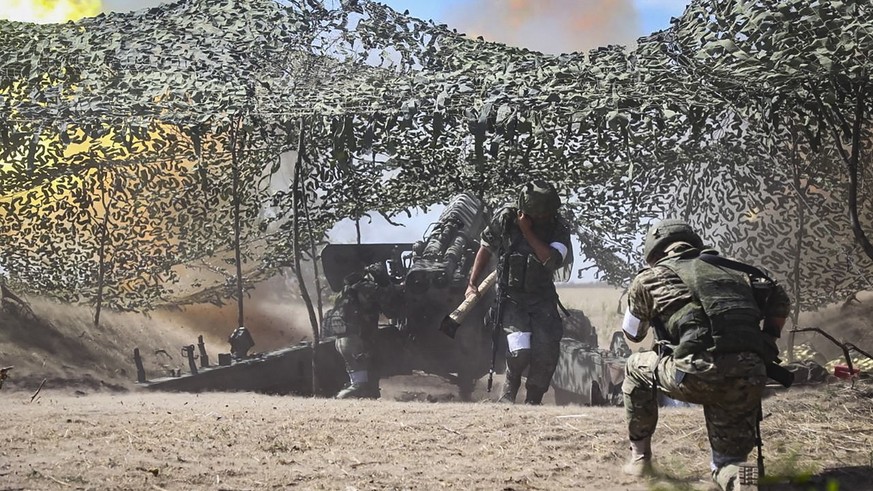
left=709, top=311, right=765, bottom=356
left=524, top=255, right=552, bottom=292
left=323, top=308, right=347, bottom=337
left=668, top=303, right=710, bottom=359
left=506, top=252, right=553, bottom=293
left=507, top=253, right=526, bottom=289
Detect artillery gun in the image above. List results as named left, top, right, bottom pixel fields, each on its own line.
left=135, top=192, right=493, bottom=398
left=134, top=191, right=631, bottom=404
left=321, top=192, right=495, bottom=398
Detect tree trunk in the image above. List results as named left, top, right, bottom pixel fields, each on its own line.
left=845, top=83, right=873, bottom=261
left=302, top=194, right=324, bottom=326
left=291, top=119, right=321, bottom=395
left=94, top=160, right=109, bottom=328
left=230, top=115, right=246, bottom=329
left=815, top=82, right=873, bottom=261
left=787, top=130, right=806, bottom=362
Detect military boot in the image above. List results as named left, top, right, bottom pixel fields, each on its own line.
left=335, top=382, right=379, bottom=399
left=335, top=369, right=379, bottom=399
left=621, top=436, right=654, bottom=477
left=524, top=386, right=546, bottom=405
left=713, top=463, right=757, bottom=491
left=498, top=378, right=520, bottom=403
left=497, top=349, right=531, bottom=404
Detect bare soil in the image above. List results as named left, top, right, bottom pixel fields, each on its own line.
left=1, top=285, right=872, bottom=490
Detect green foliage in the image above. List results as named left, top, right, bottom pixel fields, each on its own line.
left=762, top=450, right=817, bottom=485
left=0, top=0, right=871, bottom=313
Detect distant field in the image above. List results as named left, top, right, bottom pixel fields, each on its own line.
left=556, top=283, right=641, bottom=349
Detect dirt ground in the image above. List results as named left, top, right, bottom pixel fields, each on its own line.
left=2, top=382, right=872, bottom=491
left=1, top=284, right=873, bottom=490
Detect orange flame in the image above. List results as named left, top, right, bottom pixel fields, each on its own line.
left=0, top=0, right=101, bottom=24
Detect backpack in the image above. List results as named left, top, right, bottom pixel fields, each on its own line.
left=658, top=249, right=772, bottom=359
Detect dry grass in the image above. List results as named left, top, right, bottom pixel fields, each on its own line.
left=1, top=383, right=871, bottom=490
left=1, top=282, right=872, bottom=490
left=557, top=284, right=625, bottom=345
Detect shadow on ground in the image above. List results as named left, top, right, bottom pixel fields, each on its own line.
left=641, top=464, right=873, bottom=491
left=761, top=465, right=873, bottom=490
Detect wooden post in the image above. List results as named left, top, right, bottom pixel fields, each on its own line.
left=94, top=158, right=110, bottom=328
left=197, top=335, right=210, bottom=368
left=133, top=348, right=146, bottom=383
left=230, top=114, right=246, bottom=330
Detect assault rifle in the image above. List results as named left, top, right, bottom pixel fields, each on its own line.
left=486, top=249, right=513, bottom=393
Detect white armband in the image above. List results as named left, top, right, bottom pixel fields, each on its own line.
left=622, top=310, right=642, bottom=338
left=549, top=242, right=568, bottom=261
left=506, top=332, right=532, bottom=352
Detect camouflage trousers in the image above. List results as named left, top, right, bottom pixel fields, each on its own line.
left=501, top=298, right=563, bottom=392
left=335, top=334, right=376, bottom=379
left=622, top=350, right=767, bottom=460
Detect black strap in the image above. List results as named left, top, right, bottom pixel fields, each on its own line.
left=556, top=297, right=570, bottom=317
left=698, top=253, right=774, bottom=283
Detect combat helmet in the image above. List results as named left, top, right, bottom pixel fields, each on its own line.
left=517, top=180, right=561, bottom=217
left=643, top=219, right=703, bottom=265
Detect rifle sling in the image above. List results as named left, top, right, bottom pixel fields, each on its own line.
left=698, top=253, right=774, bottom=283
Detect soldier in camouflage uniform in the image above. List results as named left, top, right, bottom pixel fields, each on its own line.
left=466, top=180, right=572, bottom=405
left=325, top=262, right=404, bottom=399
left=620, top=219, right=790, bottom=491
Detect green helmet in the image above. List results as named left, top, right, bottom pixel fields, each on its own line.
left=517, top=180, right=561, bottom=216
left=643, top=219, right=703, bottom=264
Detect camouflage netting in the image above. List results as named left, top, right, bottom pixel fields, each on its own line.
left=1, top=0, right=872, bottom=322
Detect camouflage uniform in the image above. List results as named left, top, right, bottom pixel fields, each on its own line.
left=622, top=240, right=790, bottom=487
left=480, top=205, right=571, bottom=404
left=328, top=265, right=404, bottom=399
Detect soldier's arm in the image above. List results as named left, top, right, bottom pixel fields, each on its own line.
left=622, top=271, right=655, bottom=343
left=764, top=281, right=791, bottom=337
left=518, top=213, right=569, bottom=270
left=378, top=284, right=406, bottom=319
left=467, top=210, right=506, bottom=297
left=466, top=246, right=492, bottom=297
left=354, top=279, right=381, bottom=306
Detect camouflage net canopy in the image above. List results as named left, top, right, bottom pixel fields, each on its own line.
left=1, top=0, right=872, bottom=317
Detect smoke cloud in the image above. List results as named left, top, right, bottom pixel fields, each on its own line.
left=446, top=0, right=643, bottom=55
left=0, top=0, right=101, bottom=23
left=101, top=0, right=167, bottom=13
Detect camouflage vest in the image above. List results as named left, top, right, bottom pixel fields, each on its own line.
left=501, top=207, right=561, bottom=296
left=657, top=250, right=767, bottom=358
